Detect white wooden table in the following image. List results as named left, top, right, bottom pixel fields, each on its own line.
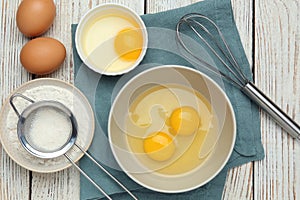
left=1, top=0, right=299, bottom=199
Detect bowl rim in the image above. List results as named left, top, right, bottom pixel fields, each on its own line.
left=75, top=3, right=148, bottom=76
left=108, top=65, right=237, bottom=193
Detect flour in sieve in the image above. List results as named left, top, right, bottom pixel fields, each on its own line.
left=6, top=85, right=89, bottom=167
left=27, top=107, right=72, bottom=152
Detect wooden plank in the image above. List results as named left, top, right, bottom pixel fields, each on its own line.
left=223, top=0, right=254, bottom=199
left=29, top=0, right=89, bottom=198
left=146, top=0, right=200, bottom=13
left=223, top=164, right=254, bottom=200
left=3, top=0, right=299, bottom=200
left=254, top=0, right=300, bottom=199
left=0, top=0, right=31, bottom=199
left=147, top=0, right=254, bottom=199
left=230, top=0, right=253, bottom=68
left=29, top=0, right=144, bottom=199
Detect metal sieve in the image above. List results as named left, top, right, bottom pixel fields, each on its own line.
left=9, top=93, right=137, bottom=200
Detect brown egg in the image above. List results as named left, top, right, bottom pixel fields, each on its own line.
left=20, top=37, right=66, bottom=75
left=16, top=0, right=56, bottom=37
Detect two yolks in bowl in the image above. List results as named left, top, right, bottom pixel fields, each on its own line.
left=143, top=106, right=201, bottom=162
left=126, top=84, right=217, bottom=175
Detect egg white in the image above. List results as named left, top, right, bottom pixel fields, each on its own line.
left=126, top=85, right=218, bottom=175
left=82, top=15, right=137, bottom=72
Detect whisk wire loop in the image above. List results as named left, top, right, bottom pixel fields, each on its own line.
left=190, top=18, right=248, bottom=83
left=176, top=23, right=242, bottom=87
left=176, top=13, right=248, bottom=87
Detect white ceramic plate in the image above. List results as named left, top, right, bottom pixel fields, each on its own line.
left=108, top=65, right=236, bottom=193
left=0, top=78, right=94, bottom=173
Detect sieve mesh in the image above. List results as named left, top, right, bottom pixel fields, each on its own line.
left=22, top=105, right=73, bottom=153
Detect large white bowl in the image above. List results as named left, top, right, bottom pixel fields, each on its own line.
left=108, top=65, right=236, bottom=193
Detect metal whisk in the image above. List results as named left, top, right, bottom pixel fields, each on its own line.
left=176, top=13, right=300, bottom=140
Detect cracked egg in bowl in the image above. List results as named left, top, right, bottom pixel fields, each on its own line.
left=75, top=4, right=148, bottom=75
left=108, top=65, right=236, bottom=193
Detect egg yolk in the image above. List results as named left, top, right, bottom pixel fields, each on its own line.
left=169, top=106, right=201, bottom=136
left=143, top=132, right=175, bottom=161
left=114, top=28, right=143, bottom=61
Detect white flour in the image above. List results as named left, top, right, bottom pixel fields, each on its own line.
left=6, top=85, right=89, bottom=167
left=27, top=107, right=72, bottom=152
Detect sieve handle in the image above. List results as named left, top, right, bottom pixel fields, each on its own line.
left=242, top=82, right=300, bottom=140
left=74, top=144, right=138, bottom=200
left=9, top=93, right=35, bottom=117
left=64, top=153, right=112, bottom=200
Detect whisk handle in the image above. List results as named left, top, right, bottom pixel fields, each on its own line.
left=242, top=82, right=300, bottom=140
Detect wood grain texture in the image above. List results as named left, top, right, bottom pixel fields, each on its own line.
left=30, top=0, right=144, bottom=200
left=223, top=0, right=254, bottom=199
left=29, top=0, right=89, bottom=199
left=1, top=0, right=299, bottom=199
left=147, top=1, right=255, bottom=200
left=0, top=0, right=31, bottom=199
left=146, top=0, right=201, bottom=13
left=231, top=0, right=253, bottom=67
left=254, top=0, right=300, bottom=199
left=147, top=1, right=254, bottom=200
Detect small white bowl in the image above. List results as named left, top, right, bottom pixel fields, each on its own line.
left=75, top=4, right=148, bottom=76
left=108, top=65, right=236, bottom=193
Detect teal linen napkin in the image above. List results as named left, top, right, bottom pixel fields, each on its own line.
left=72, top=0, right=265, bottom=199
